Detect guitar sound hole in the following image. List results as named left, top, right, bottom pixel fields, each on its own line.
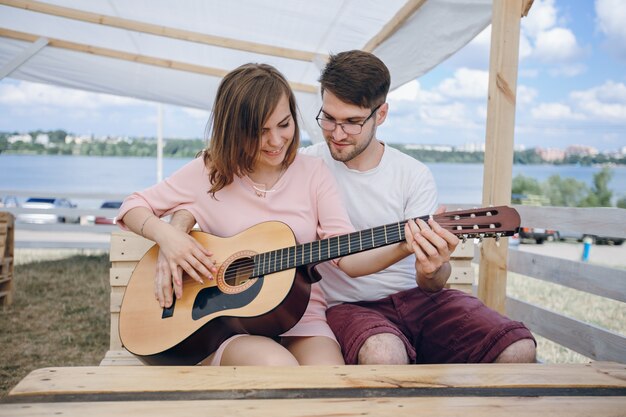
left=224, top=257, right=255, bottom=287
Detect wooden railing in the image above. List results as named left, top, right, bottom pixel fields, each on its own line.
left=504, top=205, right=625, bottom=363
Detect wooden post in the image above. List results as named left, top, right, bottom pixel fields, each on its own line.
left=478, top=0, right=530, bottom=313
left=0, top=212, right=15, bottom=307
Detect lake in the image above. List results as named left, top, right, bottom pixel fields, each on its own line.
left=1, top=154, right=625, bottom=208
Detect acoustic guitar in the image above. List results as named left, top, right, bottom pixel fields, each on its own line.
left=119, top=206, right=520, bottom=365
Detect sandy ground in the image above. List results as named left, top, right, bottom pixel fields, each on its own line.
left=515, top=240, right=626, bottom=269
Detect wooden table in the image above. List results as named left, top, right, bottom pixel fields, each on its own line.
left=1, top=362, right=625, bottom=416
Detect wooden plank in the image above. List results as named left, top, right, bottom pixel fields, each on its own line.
left=0, top=0, right=324, bottom=63
left=8, top=363, right=626, bottom=398
left=0, top=28, right=318, bottom=94
left=109, top=231, right=153, bottom=262
left=514, top=206, right=626, bottom=239
left=447, top=266, right=475, bottom=285
left=1, top=397, right=625, bottom=417
left=450, top=241, right=475, bottom=259
left=110, top=287, right=125, bottom=313
left=478, top=0, right=526, bottom=313
left=99, top=349, right=143, bottom=366
left=110, top=267, right=134, bottom=287
left=108, top=313, right=121, bottom=351
left=506, top=297, right=626, bottom=363
left=362, top=0, right=426, bottom=52
left=508, top=250, right=626, bottom=302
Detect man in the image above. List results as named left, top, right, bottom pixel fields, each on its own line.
left=299, top=50, right=536, bottom=364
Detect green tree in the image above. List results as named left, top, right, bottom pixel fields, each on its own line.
left=580, top=167, right=613, bottom=207
left=617, top=196, right=626, bottom=209
left=511, top=175, right=542, bottom=203
left=542, top=175, right=588, bottom=207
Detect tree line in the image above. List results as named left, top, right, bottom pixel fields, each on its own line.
left=512, top=167, right=626, bottom=209
left=1, top=130, right=625, bottom=166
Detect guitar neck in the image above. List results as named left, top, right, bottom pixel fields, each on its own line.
left=251, top=215, right=428, bottom=278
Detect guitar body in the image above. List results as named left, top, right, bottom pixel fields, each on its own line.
left=119, top=221, right=312, bottom=365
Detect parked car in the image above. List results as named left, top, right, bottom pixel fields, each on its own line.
left=517, top=227, right=558, bottom=244
left=557, top=231, right=624, bottom=246
left=0, top=195, right=19, bottom=208
left=95, top=201, right=122, bottom=225
left=17, top=197, right=79, bottom=224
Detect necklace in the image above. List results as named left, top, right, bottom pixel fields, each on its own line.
left=247, top=166, right=287, bottom=198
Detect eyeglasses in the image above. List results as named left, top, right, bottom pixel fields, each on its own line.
left=316, top=104, right=382, bottom=135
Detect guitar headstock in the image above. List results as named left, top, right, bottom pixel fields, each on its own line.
left=432, top=206, right=520, bottom=240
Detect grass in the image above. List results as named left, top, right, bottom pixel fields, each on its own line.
left=0, top=248, right=624, bottom=397
left=507, top=272, right=625, bottom=363
left=0, top=251, right=110, bottom=397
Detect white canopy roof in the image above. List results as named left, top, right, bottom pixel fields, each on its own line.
left=0, top=0, right=492, bottom=139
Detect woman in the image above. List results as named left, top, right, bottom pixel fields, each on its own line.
left=117, top=63, right=414, bottom=366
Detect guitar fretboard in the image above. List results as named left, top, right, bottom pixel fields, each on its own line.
left=251, top=216, right=428, bottom=277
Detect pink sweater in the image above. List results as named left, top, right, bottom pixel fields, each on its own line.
left=118, top=153, right=354, bottom=339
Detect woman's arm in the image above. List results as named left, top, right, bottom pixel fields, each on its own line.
left=120, top=207, right=216, bottom=308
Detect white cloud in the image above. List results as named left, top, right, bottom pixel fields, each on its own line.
left=181, top=107, right=210, bottom=120
left=436, top=68, right=489, bottom=100
left=534, top=28, right=582, bottom=62
left=547, top=63, right=586, bottom=77
left=570, top=80, right=626, bottom=120
left=0, top=81, right=142, bottom=109
left=595, top=0, right=626, bottom=60
left=389, top=80, right=445, bottom=105
left=530, top=102, right=584, bottom=120
left=523, top=0, right=558, bottom=37
left=517, top=85, right=538, bottom=105
left=419, top=102, right=468, bottom=126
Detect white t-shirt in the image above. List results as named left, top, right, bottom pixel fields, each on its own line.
left=300, top=142, right=438, bottom=306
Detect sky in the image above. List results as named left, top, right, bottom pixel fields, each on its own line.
left=0, top=0, right=625, bottom=152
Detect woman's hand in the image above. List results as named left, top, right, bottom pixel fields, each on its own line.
left=153, top=227, right=217, bottom=308
left=150, top=210, right=217, bottom=308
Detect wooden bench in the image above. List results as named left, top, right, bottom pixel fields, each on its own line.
left=2, top=230, right=625, bottom=415
left=1, top=362, right=625, bottom=416
left=101, top=230, right=476, bottom=366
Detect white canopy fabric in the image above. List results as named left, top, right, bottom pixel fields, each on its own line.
left=0, top=0, right=492, bottom=140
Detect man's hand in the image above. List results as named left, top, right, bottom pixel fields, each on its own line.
left=404, top=206, right=460, bottom=292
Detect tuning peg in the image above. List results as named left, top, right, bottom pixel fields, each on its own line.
left=486, top=211, right=492, bottom=216
left=454, top=215, right=461, bottom=220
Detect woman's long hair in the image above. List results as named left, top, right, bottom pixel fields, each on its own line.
left=203, top=63, right=300, bottom=196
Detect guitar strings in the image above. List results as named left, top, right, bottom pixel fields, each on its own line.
left=220, top=218, right=503, bottom=283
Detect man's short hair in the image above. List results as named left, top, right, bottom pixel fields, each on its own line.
left=319, top=50, right=391, bottom=109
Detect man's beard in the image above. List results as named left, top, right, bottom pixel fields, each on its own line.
left=326, top=127, right=375, bottom=162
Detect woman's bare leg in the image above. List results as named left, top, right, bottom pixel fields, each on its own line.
left=282, top=336, right=344, bottom=365
left=218, top=335, right=299, bottom=366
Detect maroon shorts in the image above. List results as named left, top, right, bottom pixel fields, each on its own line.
left=326, top=287, right=535, bottom=364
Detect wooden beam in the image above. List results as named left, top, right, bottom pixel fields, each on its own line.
left=522, top=0, right=534, bottom=17
left=477, top=0, right=525, bottom=312
left=362, top=0, right=427, bottom=52
left=0, top=28, right=317, bottom=94
left=0, top=36, right=47, bottom=79
left=0, top=0, right=325, bottom=63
